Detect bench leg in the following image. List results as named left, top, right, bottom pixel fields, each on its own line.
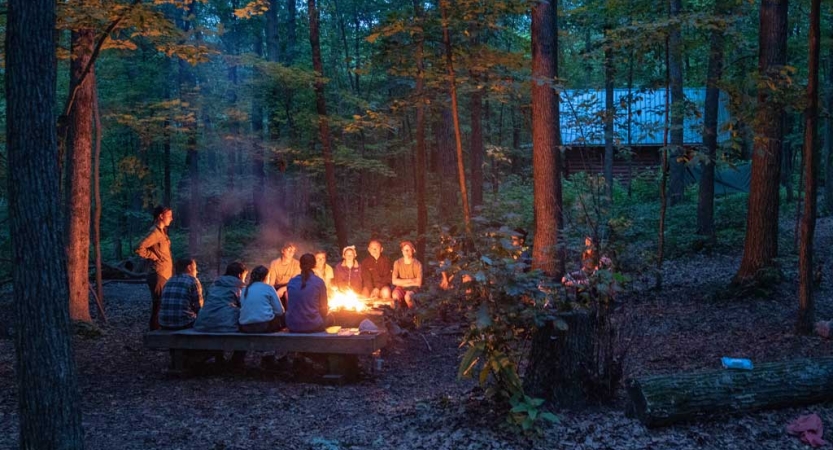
left=323, top=355, right=359, bottom=383
left=169, top=349, right=187, bottom=374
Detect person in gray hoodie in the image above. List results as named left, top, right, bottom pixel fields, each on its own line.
left=194, top=261, right=248, bottom=333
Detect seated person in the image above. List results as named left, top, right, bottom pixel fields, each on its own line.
left=391, top=241, right=423, bottom=308
left=333, top=245, right=362, bottom=294
left=313, top=250, right=335, bottom=291
left=266, top=242, right=301, bottom=304
left=194, top=261, right=248, bottom=333
left=361, top=239, right=392, bottom=299
left=158, top=258, right=204, bottom=330
left=239, top=265, right=285, bottom=333
left=286, top=253, right=333, bottom=333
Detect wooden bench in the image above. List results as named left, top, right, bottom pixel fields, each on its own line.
left=144, top=329, right=388, bottom=381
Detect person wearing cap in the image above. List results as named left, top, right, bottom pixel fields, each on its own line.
left=361, top=239, right=392, bottom=299
left=266, top=242, right=301, bottom=306
left=391, top=240, right=422, bottom=308
left=135, top=205, right=174, bottom=330
left=334, top=245, right=363, bottom=293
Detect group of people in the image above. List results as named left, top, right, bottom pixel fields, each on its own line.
left=135, top=206, right=424, bottom=335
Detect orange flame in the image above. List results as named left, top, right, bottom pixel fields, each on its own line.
left=328, top=289, right=368, bottom=311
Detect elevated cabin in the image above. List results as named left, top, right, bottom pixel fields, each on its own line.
left=559, top=88, right=733, bottom=181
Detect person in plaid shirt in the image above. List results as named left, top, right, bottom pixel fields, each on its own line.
left=159, top=258, right=204, bottom=330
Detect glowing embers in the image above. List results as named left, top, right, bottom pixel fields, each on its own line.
left=328, top=289, right=368, bottom=312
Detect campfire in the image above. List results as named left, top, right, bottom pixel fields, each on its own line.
left=328, top=289, right=369, bottom=312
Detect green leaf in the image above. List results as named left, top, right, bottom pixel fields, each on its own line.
left=540, top=412, right=559, bottom=423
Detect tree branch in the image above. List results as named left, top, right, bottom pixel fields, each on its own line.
left=62, top=0, right=142, bottom=119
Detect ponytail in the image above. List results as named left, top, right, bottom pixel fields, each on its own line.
left=299, top=253, right=316, bottom=289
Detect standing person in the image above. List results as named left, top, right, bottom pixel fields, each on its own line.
left=135, top=206, right=174, bottom=330
left=240, top=265, right=285, bottom=333
left=313, top=250, right=334, bottom=291
left=333, top=245, right=362, bottom=294
left=361, top=239, right=392, bottom=299
left=391, top=241, right=423, bottom=308
left=158, top=258, right=203, bottom=330
left=266, top=242, right=301, bottom=304
left=286, top=253, right=333, bottom=333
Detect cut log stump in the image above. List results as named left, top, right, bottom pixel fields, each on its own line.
left=626, top=357, right=833, bottom=427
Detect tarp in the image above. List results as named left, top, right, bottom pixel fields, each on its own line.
left=685, top=162, right=751, bottom=195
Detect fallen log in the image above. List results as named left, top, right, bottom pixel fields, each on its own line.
left=626, top=357, right=833, bottom=427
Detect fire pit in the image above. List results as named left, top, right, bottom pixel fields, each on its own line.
left=329, top=290, right=387, bottom=328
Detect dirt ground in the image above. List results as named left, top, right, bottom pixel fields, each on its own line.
left=2, top=219, right=833, bottom=449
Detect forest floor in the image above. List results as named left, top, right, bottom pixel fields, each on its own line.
left=2, top=219, right=833, bottom=449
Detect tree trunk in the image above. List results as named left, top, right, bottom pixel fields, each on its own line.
left=285, top=0, right=296, bottom=64
left=440, top=0, right=472, bottom=238
left=92, top=76, right=106, bottom=322
left=435, top=109, right=459, bottom=221
left=658, top=40, right=671, bottom=289
left=177, top=1, right=200, bottom=254
left=530, top=0, right=563, bottom=278
left=309, top=0, right=348, bottom=249
left=824, top=25, right=833, bottom=214
left=627, top=357, right=833, bottom=427
left=65, top=29, right=95, bottom=323
left=524, top=312, right=595, bottom=409
left=735, top=0, right=788, bottom=283
left=252, top=31, right=266, bottom=224
left=267, top=0, right=281, bottom=64
left=470, top=88, right=484, bottom=211
left=413, top=0, right=428, bottom=259
left=797, top=0, right=820, bottom=334
left=603, top=26, right=615, bottom=200
left=781, top=114, right=794, bottom=203
left=697, top=1, right=728, bottom=237
left=7, top=0, right=85, bottom=445
left=668, top=0, right=685, bottom=205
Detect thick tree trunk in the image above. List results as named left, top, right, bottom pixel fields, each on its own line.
left=530, top=0, right=563, bottom=278
left=668, top=0, right=685, bottom=205
left=92, top=77, right=106, bottom=321
left=797, top=0, right=820, bottom=334
left=735, top=0, right=788, bottom=283
left=309, top=0, right=348, bottom=249
left=65, top=29, right=95, bottom=323
left=697, top=2, right=727, bottom=237
left=627, top=357, right=833, bottom=427
left=524, top=312, right=595, bottom=409
left=603, top=26, right=615, bottom=199
left=7, top=0, right=85, bottom=445
left=440, top=0, right=472, bottom=237
left=413, top=0, right=428, bottom=259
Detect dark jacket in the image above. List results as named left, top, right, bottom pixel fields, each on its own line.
left=193, top=275, right=244, bottom=333
left=361, top=255, right=392, bottom=289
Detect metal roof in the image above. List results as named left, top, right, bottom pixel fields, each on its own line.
left=559, top=88, right=731, bottom=146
